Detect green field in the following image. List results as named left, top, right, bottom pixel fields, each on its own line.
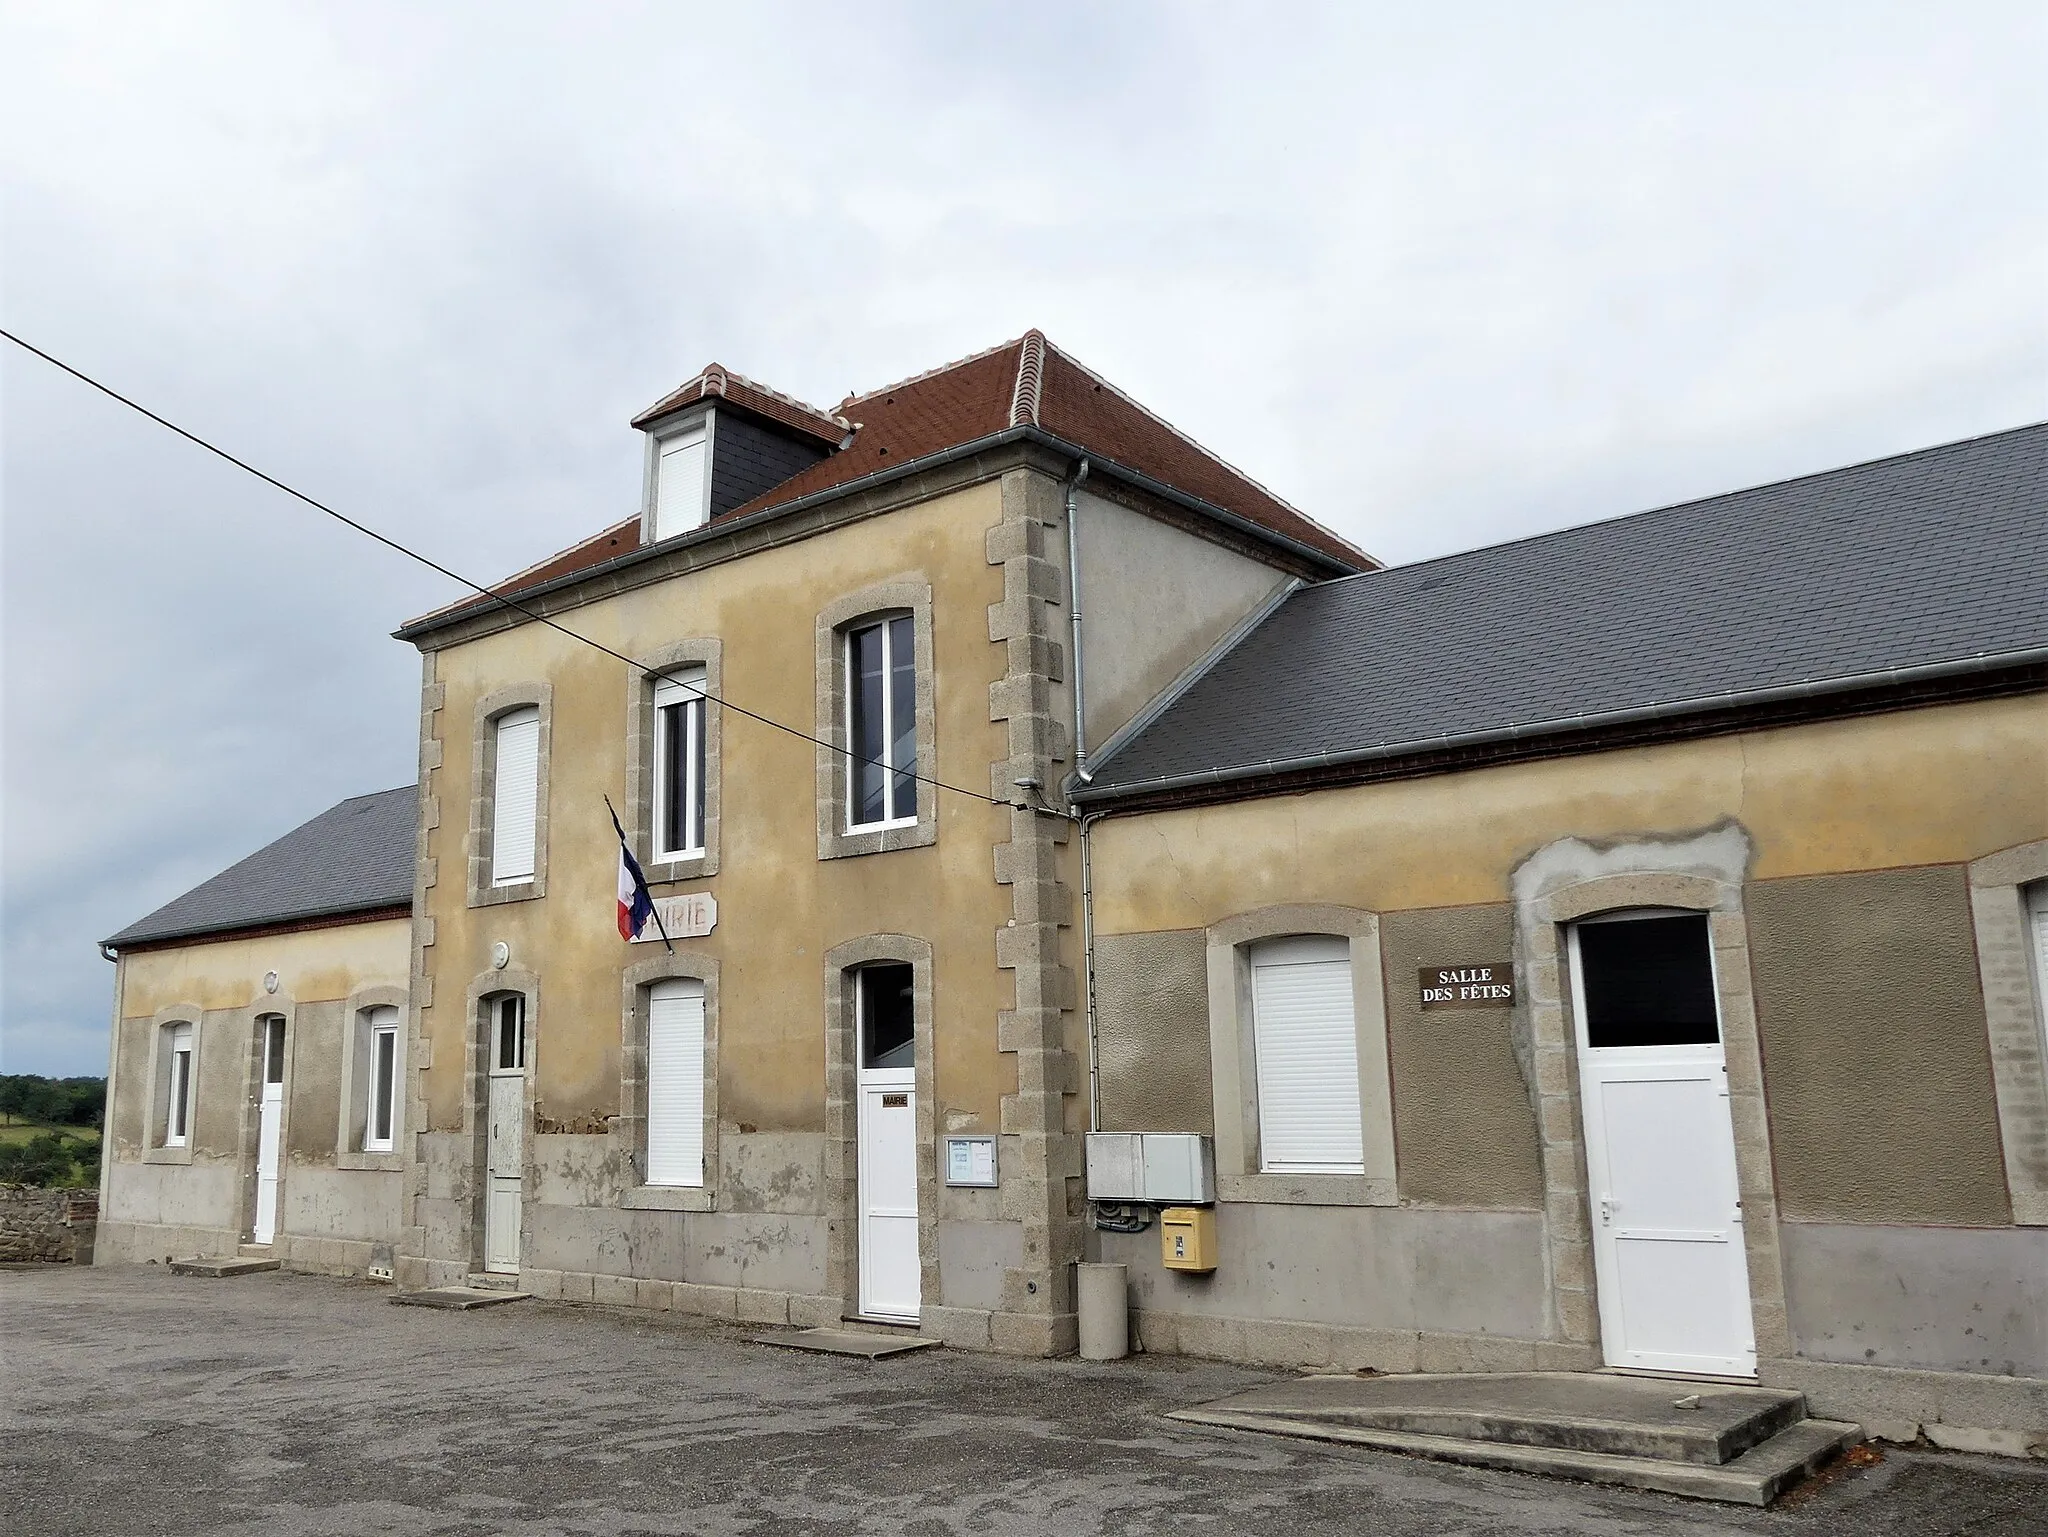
left=0, top=1121, right=100, bottom=1150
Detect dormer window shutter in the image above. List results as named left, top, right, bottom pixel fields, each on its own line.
left=654, top=427, right=709, bottom=541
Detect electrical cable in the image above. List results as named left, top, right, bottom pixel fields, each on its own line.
left=1, top=326, right=1014, bottom=810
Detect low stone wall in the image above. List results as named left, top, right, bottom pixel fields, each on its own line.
left=0, top=1187, right=98, bottom=1263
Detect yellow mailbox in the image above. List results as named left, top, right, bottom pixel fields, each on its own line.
left=1159, top=1206, right=1216, bottom=1272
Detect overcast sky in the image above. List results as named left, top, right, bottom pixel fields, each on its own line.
left=4, top=2, right=2044, bottom=1076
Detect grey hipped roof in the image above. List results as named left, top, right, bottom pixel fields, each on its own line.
left=104, top=786, right=417, bottom=949
left=1081, top=424, right=2048, bottom=798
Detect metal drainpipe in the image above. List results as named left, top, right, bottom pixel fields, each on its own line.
left=1060, top=457, right=1105, bottom=1130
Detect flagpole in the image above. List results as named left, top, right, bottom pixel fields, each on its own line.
left=605, top=794, right=674, bottom=954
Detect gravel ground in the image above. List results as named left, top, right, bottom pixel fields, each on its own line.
left=3, top=1264, right=2044, bottom=1536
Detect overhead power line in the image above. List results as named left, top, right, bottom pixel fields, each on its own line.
left=0, top=327, right=1015, bottom=812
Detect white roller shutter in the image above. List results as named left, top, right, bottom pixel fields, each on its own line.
left=1251, top=936, right=1364, bottom=1174
left=646, top=979, right=706, bottom=1187
left=655, top=431, right=708, bottom=541
left=491, top=708, right=540, bottom=884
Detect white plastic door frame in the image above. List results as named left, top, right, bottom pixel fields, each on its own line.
left=252, top=1017, right=285, bottom=1246
left=1569, top=913, right=1756, bottom=1378
left=484, top=996, right=526, bottom=1275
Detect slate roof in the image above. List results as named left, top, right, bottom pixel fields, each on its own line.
left=401, top=331, right=1371, bottom=635
left=105, top=786, right=417, bottom=949
left=1081, top=423, right=2048, bottom=798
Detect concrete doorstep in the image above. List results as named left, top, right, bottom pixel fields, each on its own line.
left=165, top=1256, right=280, bottom=1278
left=747, top=1327, right=940, bottom=1359
left=1170, top=1371, right=1863, bottom=1507
left=390, top=1285, right=534, bottom=1311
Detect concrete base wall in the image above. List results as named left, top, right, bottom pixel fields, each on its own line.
left=1096, top=1204, right=1550, bottom=1340
left=1761, top=1358, right=2048, bottom=1458
left=100, top=1153, right=401, bottom=1275
left=1782, top=1220, right=2048, bottom=1378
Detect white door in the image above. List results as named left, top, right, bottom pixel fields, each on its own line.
left=855, top=966, right=920, bottom=1322
left=1570, top=911, right=1755, bottom=1378
left=253, top=1016, right=285, bottom=1246
left=484, top=995, right=526, bottom=1275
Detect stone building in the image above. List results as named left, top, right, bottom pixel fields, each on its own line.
left=98, top=788, right=415, bottom=1273
left=95, top=337, right=2047, bottom=1446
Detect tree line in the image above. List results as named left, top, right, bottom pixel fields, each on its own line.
left=0, top=1075, right=105, bottom=1129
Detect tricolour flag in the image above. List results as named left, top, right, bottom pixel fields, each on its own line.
left=606, top=797, right=670, bottom=950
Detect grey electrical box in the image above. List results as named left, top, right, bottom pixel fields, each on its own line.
left=1085, top=1132, right=1215, bottom=1205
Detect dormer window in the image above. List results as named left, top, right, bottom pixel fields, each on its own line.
left=652, top=422, right=710, bottom=542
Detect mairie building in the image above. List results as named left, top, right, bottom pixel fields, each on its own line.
left=97, top=334, right=2048, bottom=1451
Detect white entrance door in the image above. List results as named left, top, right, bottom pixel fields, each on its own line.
left=253, top=1016, right=285, bottom=1246
left=855, top=965, right=920, bottom=1322
left=484, top=995, right=526, bottom=1275
left=1570, top=911, right=1755, bottom=1378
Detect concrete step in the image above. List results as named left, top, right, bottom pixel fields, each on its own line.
left=464, top=1272, right=523, bottom=1292
left=392, top=1285, right=532, bottom=1311
left=167, top=1256, right=279, bottom=1278
left=236, top=1244, right=273, bottom=1258
left=1241, top=1373, right=1808, bottom=1466
left=1173, top=1404, right=1862, bottom=1506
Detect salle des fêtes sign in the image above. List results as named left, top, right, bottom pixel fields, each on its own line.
left=1418, top=963, right=1515, bottom=1010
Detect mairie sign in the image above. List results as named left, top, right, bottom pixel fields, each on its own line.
left=630, top=892, right=717, bottom=942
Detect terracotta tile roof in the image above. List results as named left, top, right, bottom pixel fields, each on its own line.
left=403, top=332, right=1373, bottom=633
left=630, top=363, right=849, bottom=447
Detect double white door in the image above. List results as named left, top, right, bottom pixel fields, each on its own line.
left=1570, top=913, right=1755, bottom=1378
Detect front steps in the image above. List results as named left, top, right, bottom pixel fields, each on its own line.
left=1170, top=1371, right=1862, bottom=1506
left=167, top=1255, right=279, bottom=1278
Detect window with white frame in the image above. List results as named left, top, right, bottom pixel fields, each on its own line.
left=653, top=668, right=708, bottom=860
left=846, top=614, right=917, bottom=830
left=2028, top=881, right=2048, bottom=1062
left=1249, top=935, right=1364, bottom=1174
left=492, top=706, right=541, bottom=885
left=363, top=1006, right=401, bottom=1153
left=164, top=1021, right=196, bottom=1148
left=653, top=425, right=709, bottom=542
left=645, top=978, right=706, bottom=1187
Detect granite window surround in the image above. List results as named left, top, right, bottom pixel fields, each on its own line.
left=617, top=950, right=721, bottom=1212
left=1510, top=824, right=1792, bottom=1366
left=237, top=997, right=296, bottom=1240
left=338, top=982, right=410, bottom=1172
left=466, top=682, right=553, bottom=907
left=1969, top=837, right=2048, bottom=1226
left=1204, top=904, right=1397, bottom=1207
left=623, top=639, right=723, bottom=884
left=815, top=579, right=938, bottom=860
left=143, top=1003, right=204, bottom=1165
left=822, top=934, right=939, bottom=1316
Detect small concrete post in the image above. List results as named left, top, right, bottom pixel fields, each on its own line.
left=1076, top=1262, right=1129, bottom=1361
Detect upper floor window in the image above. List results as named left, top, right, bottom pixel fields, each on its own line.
left=164, top=1021, right=195, bottom=1148
left=1249, top=935, right=1363, bottom=1175
left=654, top=669, right=708, bottom=860
left=492, top=706, right=541, bottom=886
left=848, top=614, right=917, bottom=831
left=653, top=425, right=709, bottom=541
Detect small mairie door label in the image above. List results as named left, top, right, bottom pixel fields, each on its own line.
left=631, top=892, right=717, bottom=942
left=1419, top=963, right=1515, bottom=1010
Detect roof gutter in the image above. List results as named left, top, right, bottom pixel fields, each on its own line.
left=1073, top=646, right=2048, bottom=806
left=397, top=426, right=1360, bottom=642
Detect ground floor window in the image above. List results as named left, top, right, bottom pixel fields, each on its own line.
left=363, top=1006, right=400, bottom=1153
left=1249, top=936, right=1363, bottom=1174
left=646, top=978, right=705, bottom=1187
left=163, top=1021, right=195, bottom=1147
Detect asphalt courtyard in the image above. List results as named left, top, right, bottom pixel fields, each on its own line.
left=3, top=1266, right=2044, bottom=1536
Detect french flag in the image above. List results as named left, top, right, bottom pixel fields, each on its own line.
left=606, top=798, right=665, bottom=948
